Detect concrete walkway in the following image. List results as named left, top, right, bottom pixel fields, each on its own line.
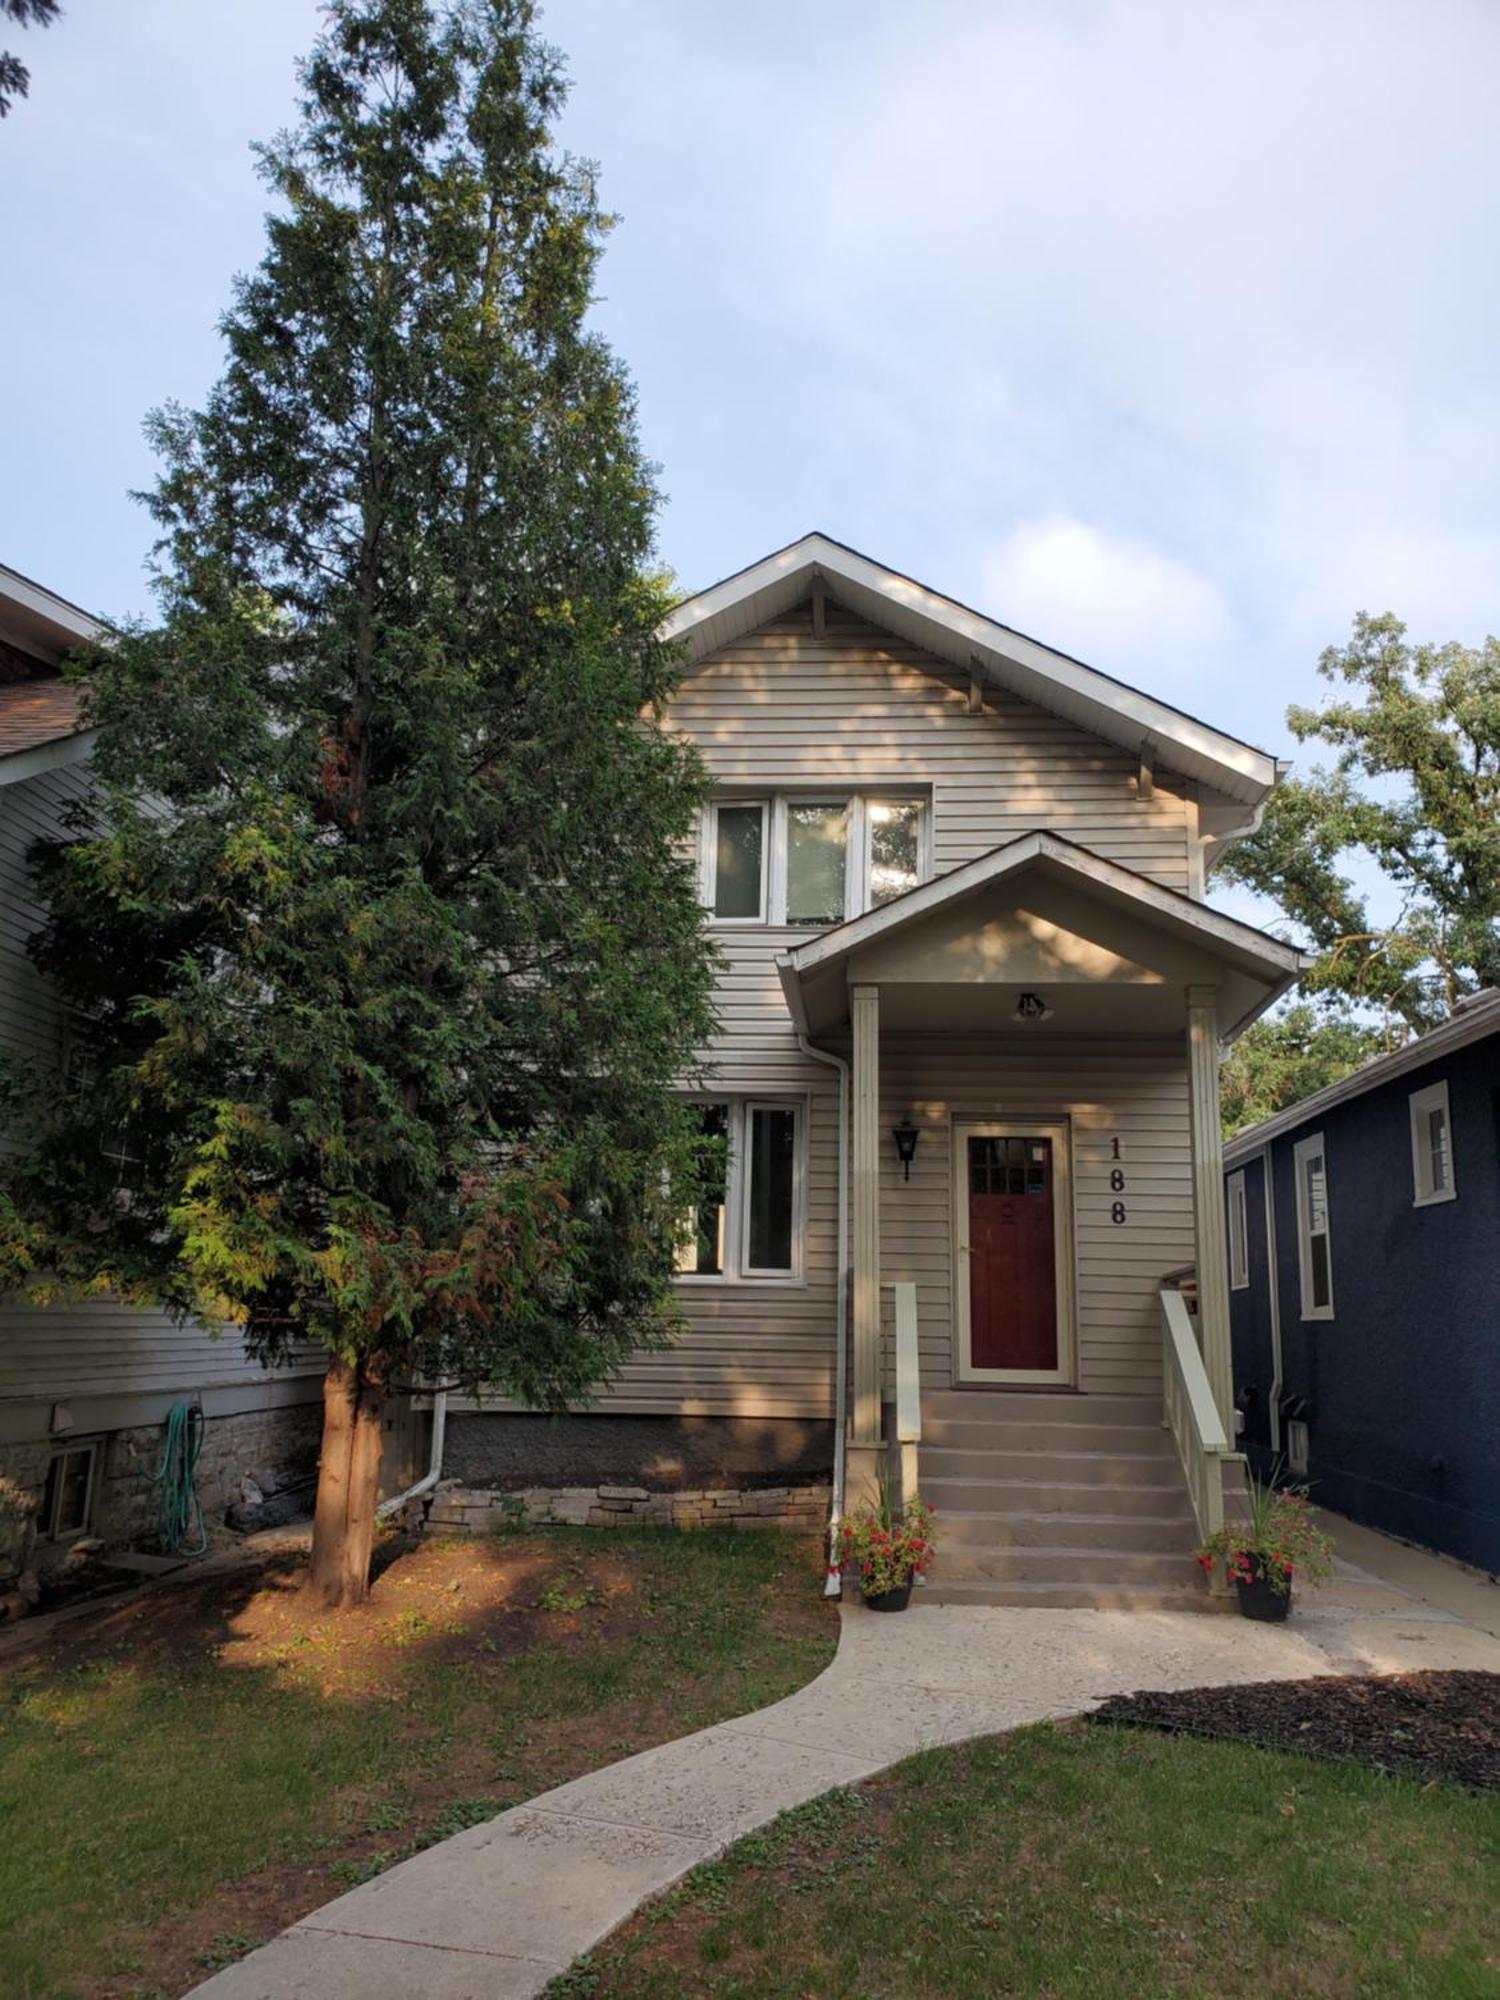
left=194, top=1524, right=1500, bottom=2000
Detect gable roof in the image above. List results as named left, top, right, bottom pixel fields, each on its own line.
left=661, top=533, right=1278, bottom=813
left=1222, top=988, right=1500, bottom=1166
left=777, top=828, right=1307, bottom=1043
left=0, top=562, right=102, bottom=784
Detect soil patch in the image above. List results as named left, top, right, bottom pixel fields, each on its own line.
left=1094, top=1669, right=1500, bottom=1791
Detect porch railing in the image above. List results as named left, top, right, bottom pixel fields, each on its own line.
left=1159, top=1280, right=1231, bottom=1542
left=886, top=1280, right=921, bottom=1503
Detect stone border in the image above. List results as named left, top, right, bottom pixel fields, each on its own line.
left=425, top=1477, right=828, bottom=1535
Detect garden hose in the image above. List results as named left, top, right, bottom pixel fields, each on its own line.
left=157, top=1400, right=207, bottom=1555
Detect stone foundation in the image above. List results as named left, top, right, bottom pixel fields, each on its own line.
left=425, top=1477, right=830, bottom=1535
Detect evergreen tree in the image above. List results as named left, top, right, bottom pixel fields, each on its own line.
left=1, top=0, right=60, bottom=118
left=0, top=0, right=716, bottom=1606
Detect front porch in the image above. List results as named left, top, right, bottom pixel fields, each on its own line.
left=777, top=831, right=1305, bottom=1605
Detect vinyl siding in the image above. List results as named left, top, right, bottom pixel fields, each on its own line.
left=0, top=768, right=322, bottom=1419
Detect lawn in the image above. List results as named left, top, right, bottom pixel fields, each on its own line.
left=556, top=1718, right=1500, bottom=1998
left=0, top=1526, right=835, bottom=2000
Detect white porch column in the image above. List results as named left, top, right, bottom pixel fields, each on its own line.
left=1185, top=982, right=1234, bottom=1431
left=850, top=982, right=882, bottom=1450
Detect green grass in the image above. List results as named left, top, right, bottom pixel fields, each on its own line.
left=557, top=1721, right=1500, bottom=1998
left=0, top=1527, right=834, bottom=2000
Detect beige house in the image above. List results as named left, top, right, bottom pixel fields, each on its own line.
left=536, top=533, right=1304, bottom=1606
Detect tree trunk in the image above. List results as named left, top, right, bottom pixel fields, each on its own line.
left=303, top=1354, right=387, bottom=1609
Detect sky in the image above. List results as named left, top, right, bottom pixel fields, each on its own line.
left=3, top=0, right=1497, bottom=772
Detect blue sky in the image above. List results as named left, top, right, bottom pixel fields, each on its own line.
left=3, top=0, right=1496, bottom=769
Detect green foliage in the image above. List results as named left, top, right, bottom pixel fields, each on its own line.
left=0, top=0, right=717, bottom=1412
left=0, top=0, right=59, bottom=118
left=834, top=1485, right=936, bottom=1596
left=1195, top=1474, right=1335, bottom=1596
left=1220, top=1003, right=1393, bottom=1137
left=1222, top=611, right=1500, bottom=1031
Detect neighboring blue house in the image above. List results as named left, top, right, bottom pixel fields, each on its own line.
left=1223, top=990, right=1500, bottom=1575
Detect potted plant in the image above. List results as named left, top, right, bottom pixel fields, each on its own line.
left=837, top=1483, right=936, bottom=1611
left=1196, top=1470, right=1334, bottom=1621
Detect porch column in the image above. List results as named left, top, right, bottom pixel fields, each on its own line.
left=850, top=982, right=882, bottom=1449
left=1185, top=982, right=1234, bottom=1431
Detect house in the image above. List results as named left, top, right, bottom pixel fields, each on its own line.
left=1224, top=990, right=1500, bottom=1575
left=0, top=564, right=324, bottom=1584
left=448, top=535, right=1308, bottom=1607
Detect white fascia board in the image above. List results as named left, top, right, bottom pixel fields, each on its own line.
left=1223, top=993, right=1500, bottom=1167
left=661, top=534, right=1277, bottom=807
left=0, top=727, right=96, bottom=788
left=0, top=564, right=104, bottom=652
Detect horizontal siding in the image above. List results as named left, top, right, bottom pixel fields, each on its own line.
left=0, top=769, right=324, bottom=1410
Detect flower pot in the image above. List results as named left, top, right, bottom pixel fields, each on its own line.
left=1234, top=1557, right=1292, bottom=1622
left=862, top=1579, right=913, bottom=1612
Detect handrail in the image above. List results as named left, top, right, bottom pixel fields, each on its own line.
left=890, top=1282, right=921, bottom=1444
left=1159, top=1284, right=1230, bottom=1541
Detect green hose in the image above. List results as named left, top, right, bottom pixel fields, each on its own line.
left=157, top=1401, right=207, bottom=1555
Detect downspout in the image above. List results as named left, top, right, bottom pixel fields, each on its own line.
left=376, top=1388, right=448, bottom=1520
left=1260, top=1146, right=1283, bottom=1456
left=799, top=1033, right=850, bottom=1599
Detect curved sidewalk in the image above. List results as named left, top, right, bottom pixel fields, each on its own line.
left=194, top=1540, right=1500, bottom=2000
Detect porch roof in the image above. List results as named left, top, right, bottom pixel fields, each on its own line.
left=776, top=830, right=1307, bottom=1044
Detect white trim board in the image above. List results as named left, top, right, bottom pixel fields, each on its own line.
left=661, top=533, right=1277, bottom=811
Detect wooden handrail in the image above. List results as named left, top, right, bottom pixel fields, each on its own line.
left=1159, top=1284, right=1229, bottom=1540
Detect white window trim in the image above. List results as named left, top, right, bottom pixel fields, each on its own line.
left=676, top=1096, right=807, bottom=1285
left=1408, top=1079, right=1457, bottom=1208
left=1227, top=1170, right=1249, bottom=1289
left=39, top=1438, right=100, bottom=1542
left=1293, top=1132, right=1334, bottom=1322
left=703, top=790, right=930, bottom=930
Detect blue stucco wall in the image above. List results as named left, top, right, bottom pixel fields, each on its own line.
left=1226, top=1030, right=1500, bottom=1574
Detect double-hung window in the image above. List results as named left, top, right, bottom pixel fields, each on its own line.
left=677, top=1098, right=804, bottom=1281
left=1293, top=1133, right=1334, bottom=1320
left=1409, top=1080, right=1456, bottom=1207
left=705, top=793, right=927, bottom=925
left=1227, top=1170, right=1249, bottom=1289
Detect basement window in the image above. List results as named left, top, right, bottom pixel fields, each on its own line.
left=1293, top=1133, right=1334, bottom=1321
left=40, top=1440, right=99, bottom=1541
left=1409, top=1080, right=1456, bottom=1207
left=1227, top=1170, right=1249, bottom=1289
left=676, top=1098, right=804, bottom=1282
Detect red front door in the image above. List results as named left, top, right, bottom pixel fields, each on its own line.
left=967, top=1135, right=1058, bottom=1372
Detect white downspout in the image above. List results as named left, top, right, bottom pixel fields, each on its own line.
left=800, top=1033, right=850, bottom=1599
left=1260, top=1146, right=1283, bottom=1456
left=377, top=1388, right=448, bottom=1519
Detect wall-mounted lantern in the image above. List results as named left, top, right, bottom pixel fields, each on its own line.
left=892, top=1117, right=920, bottom=1182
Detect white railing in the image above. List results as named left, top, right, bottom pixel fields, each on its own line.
left=886, top=1281, right=921, bottom=1503
left=1159, top=1282, right=1231, bottom=1541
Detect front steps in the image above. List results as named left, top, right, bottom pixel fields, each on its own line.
left=917, top=1389, right=1217, bottom=1612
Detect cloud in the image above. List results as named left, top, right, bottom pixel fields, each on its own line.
left=981, top=517, right=1237, bottom=692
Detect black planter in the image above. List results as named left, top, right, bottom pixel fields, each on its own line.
left=1235, top=1557, right=1292, bottom=1622
left=863, top=1579, right=913, bottom=1613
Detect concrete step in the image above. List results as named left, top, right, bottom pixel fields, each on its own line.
left=933, top=1508, right=1193, bottom=1554
left=920, top=1447, right=1180, bottom=1488
left=922, top=1476, right=1192, bottom=1518
left=934, top=1545, right=1204, bottom=1588
left=918, top=1579, right=1224, bottom=1613
left=920, top=1390, right=1162, bottom=1428
left=921, top=1416, right=1170, bottom=1452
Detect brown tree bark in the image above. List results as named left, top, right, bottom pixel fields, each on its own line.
left=302, top=1353, right=387, bottom=1609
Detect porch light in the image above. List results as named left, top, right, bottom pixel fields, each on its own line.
left=891, top=1117, right=920, bottom=1182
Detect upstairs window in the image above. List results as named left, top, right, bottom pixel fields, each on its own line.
left=1293, top=1133, right=1334, bottom=1320
left=705, top=794, right=927, bottom=925
left=1409, top=1080, right=1456, bottom=1207
left=677, top=1098, right=803, bottom=1281
left=1227, top=1170, right=1249, bottom=1289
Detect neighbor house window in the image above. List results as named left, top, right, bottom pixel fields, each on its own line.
left=39, top=1441, right=98, bottom=1541
left=676, top=1098, right=804, bottom=1281
left=1227, top=1170, right=1249, bottom=1289
left=704, top=793, right=927, bottom=925
left=1293, top=1133, right=1334, bottom=1320
left=1409, top=1080, right=1456, bottom=1207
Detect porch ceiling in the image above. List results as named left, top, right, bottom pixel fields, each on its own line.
left=777, top=830, right=1307, bottom=1044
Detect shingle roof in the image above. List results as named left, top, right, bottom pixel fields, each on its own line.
left=0, top=675, right=85, bottom=758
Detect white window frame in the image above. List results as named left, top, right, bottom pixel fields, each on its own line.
left=703, top=790, right=930, bottom=928
left=676, top=1096, right=806, bottom=1285
left=1227, top=1169, right=1249, bottom=1289
left=1293, top=1132, right=1334, bottom=1322
left=1408, top=1079, right=1457, bottom=1208
left=39, top=1438, right=100, bottom=1542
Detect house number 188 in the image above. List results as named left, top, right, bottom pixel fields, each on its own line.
left=1109, top=1137, right=1126, bottom=1223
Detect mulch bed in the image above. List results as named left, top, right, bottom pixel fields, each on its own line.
left=1093, top=1670, right=1500, bottom=1792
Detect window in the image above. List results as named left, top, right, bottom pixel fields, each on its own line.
left=1409, top=1080, right=1456, bottom=1207
left=676, top=1098, right=804, bottom=1281
left=1293, top=1133, right=1334, bottom=1320
left=39, top=1441, right=98, bottom=1541
left=703, top=793, right=927, bottom=926
left=1227, top=1170, right=1249, bottom=1289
